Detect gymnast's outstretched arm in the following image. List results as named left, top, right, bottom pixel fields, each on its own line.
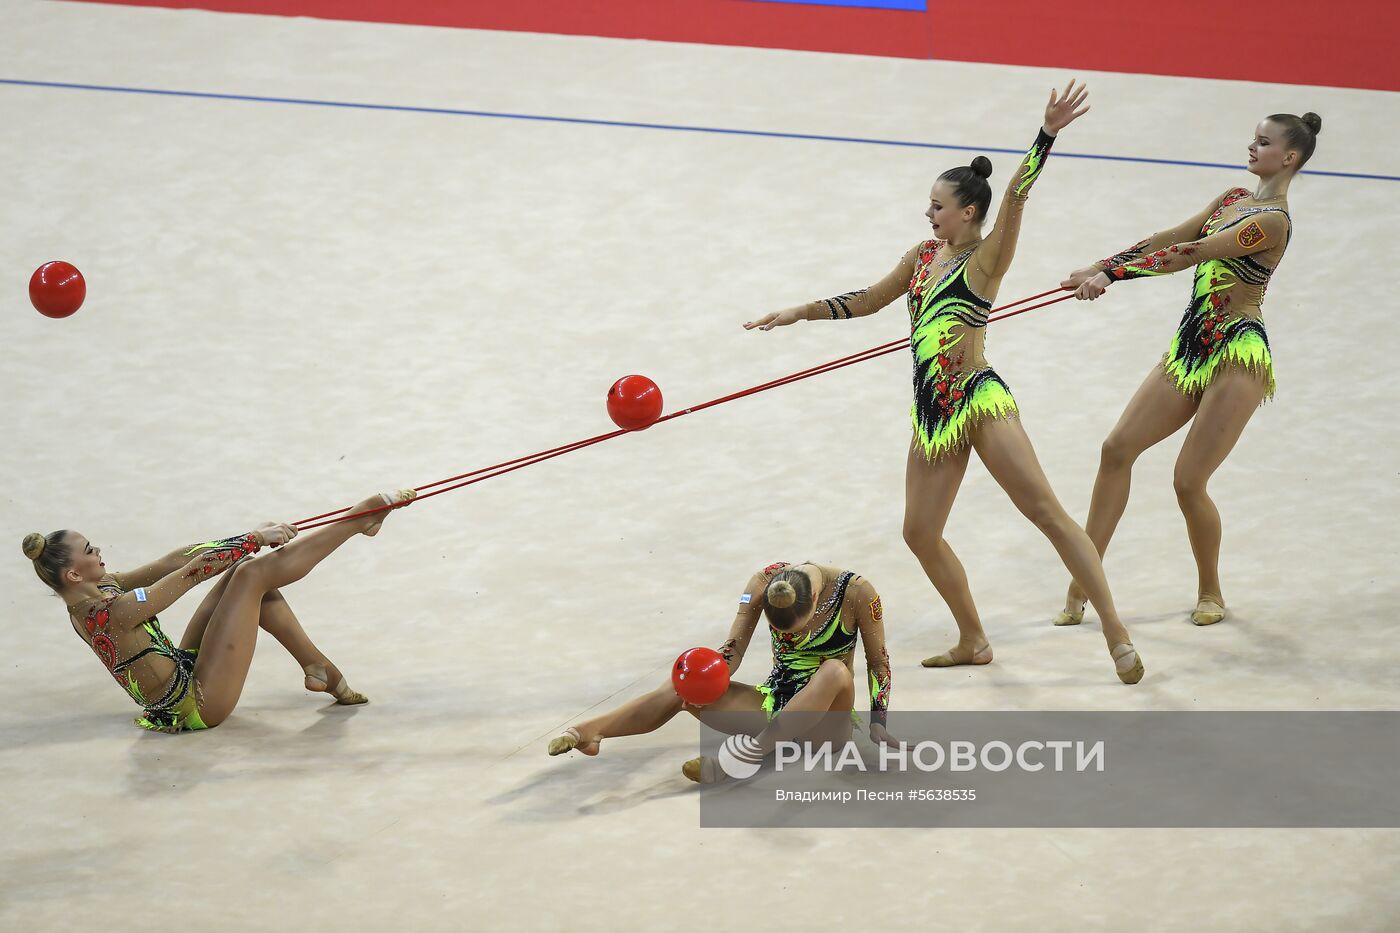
left=1061, top=189, right=1235, bottom=290
left=78, top=533, right=266, bottom=633
left=743, top=246, right=919, bottom=330
left=1082, top=208, right=1290, bottom=296
left=974, top=81, right=1088, bottom=280
left=113, top=523, right=295, bottom=590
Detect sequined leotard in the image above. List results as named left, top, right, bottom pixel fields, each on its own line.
left=718, top=562, right=891, bottom=726
left=71, top=533, right=262, bottom=733
left=756, top=568, right=861, bottom=716
left=907, top=240, right=1018, bottom=460
left=798, top=127, right=1058, bottom=460
left=1100, top=186, right=1292, bottom=398
left=78, top=577, right=207, bottom=732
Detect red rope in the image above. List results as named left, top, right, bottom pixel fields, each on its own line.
left=294, top=286, right=1073, bottom=529
left=987, top=290, right=1074, bottom=325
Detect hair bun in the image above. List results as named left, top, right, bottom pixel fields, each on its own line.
left=767, top=579, right=797, bottom=609
left=22, top=533, right=47, bottom=561
left=969, top=156, right=993, bottom=179
left=1301, top=112, right=1322, bottom=135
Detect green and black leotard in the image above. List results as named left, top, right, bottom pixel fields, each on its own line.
left=906, top=239, right=1018, bottom=460
left=1097, top=186, right=1291, bottom=398
left=719, top=562, right=891, bottom=726
left=72, top=533, right=262, bottom=732
left=793, top=127, right=1059, bottom=460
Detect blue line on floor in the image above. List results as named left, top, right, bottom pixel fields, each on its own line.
left=2, top=78, right=1392, bottom=182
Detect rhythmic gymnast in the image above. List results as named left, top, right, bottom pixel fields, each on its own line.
left=1054, top=112, right=1319, bottom=628
left=548, top=561, right=893, bottom=783
left=746, top=82, right=1143, bottom=683
left=23, top=489, right=415, bottom=733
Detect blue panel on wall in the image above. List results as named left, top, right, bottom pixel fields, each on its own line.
left=749, top=0, right=927, bottom=10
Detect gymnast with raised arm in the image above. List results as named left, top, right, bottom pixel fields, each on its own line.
left=746, top=82, right=1144, bottom=683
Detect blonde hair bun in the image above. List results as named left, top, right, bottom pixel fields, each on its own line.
left=22, top=533, right=47, bottom=561
left=767, top=579, right=797, bottom=609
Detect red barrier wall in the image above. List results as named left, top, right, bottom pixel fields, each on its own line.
left=76, top=1, right=1400, bottom=91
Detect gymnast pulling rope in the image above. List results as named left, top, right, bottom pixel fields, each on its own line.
left=294, top=286, right=1073, bottom=531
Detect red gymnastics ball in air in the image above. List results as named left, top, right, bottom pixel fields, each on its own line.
left=29, top=261, right=86, bottom=318
left=606, top=374, right=664, bottom=431
left=672, top=647, right=730, bottom=706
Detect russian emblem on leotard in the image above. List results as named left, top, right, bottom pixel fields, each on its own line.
left=1236, top=220, right=1268, bottom=249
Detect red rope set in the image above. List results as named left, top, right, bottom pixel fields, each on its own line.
left=294, top=286, right=1074, bottom=531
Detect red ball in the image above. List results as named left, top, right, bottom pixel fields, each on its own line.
left=29, top=261, right=86, bottom=319
left=672, top=646, right=730, bottom=706
left=606, top=374, right=664, bottom=431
